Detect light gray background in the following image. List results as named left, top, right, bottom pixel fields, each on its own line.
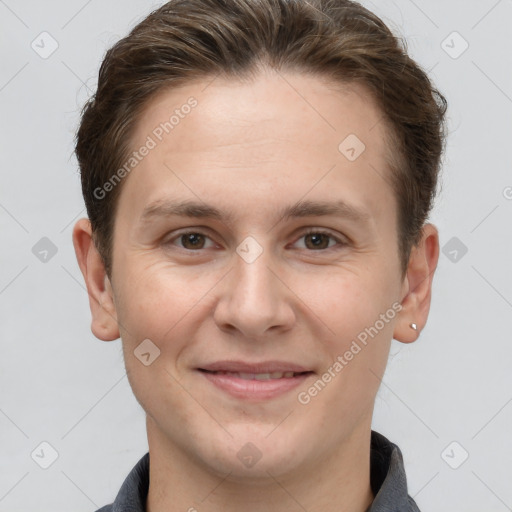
left=1, top=0, right=511, bottom=511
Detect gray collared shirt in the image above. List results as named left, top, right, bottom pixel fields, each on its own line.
left=95, top=430, right=420, bottom=512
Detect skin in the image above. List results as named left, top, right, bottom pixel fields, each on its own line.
left=73, top=66, right=439, bottom=512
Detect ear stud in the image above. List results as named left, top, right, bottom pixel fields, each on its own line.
left=410, top=323, right=417, bottom=330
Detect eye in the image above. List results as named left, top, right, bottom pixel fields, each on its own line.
left=163, top=228, right=347, bottom=253
left=165, top=231, right=217, bottom=251
left=293, top=228, right=346, bottom=251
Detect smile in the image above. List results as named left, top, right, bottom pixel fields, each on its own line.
left=197, top=368, right=314, bottom=400
left=204, top=370, right=302, bottom=379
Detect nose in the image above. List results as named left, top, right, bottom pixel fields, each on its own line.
left=213, top=241, right=296, bottom=339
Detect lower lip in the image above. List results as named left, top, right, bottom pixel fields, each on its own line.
left=198, top=370, right=313, bottom=401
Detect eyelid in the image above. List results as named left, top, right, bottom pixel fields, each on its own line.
left=164, top=226, right=348, bottom=251
left=163, top=227, right=219, bottom=250
left=297, top=227, right=348, bottom=248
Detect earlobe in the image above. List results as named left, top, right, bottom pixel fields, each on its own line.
left=393, top=223, right=440, bottom=343
left=72, top=218, right=120, bottom=342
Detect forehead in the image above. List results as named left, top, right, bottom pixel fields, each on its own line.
left=119, top=69, right=395, bottom=228
left=133, top=70, right=389, bottom=154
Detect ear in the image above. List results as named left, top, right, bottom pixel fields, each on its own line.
left=72, top=218, right=120, bottom=341
left=394, top=223, right=440, bottom=343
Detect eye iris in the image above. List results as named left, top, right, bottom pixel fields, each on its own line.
left=305, top=233, right=329, bottom=250
left=176, top=232, right=333, bottom=251
left=182, top=233, right=205, bottom=249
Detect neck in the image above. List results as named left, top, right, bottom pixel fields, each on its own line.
left=145, top=417, right=374, bottom=512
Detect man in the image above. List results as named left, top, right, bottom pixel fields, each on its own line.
left=72, top=0, right=447, bottom=510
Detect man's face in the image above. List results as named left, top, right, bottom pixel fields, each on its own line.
left=106, top=69, right=407, bottom=477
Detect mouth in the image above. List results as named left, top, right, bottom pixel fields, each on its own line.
left=198, top=369, right=312, bottom=380
left=196, top=361, right=315, bottom=400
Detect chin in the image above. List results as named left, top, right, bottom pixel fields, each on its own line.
left=197, top=425, right=310, bottom=481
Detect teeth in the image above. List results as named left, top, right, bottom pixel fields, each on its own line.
left=254, top=373, right=271, bottom=380
left=212, top=371, right=297, bottom=379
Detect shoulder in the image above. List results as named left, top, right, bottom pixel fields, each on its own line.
left=368, top=430, right=421, bottom=511
left=93, top=452, right=149, bottom=512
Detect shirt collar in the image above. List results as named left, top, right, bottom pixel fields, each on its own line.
left=366, top=430, right=420, bottom=511
left=107, top=430, right=419, bottom=512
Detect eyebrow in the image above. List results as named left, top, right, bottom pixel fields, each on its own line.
left=138, top=198, right=371, bottom=226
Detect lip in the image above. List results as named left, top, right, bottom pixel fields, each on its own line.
left=196, top=360, right=314, bottom=401
left=198, top=360, right=311, bottom=373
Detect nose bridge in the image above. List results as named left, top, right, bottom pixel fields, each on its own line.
left=213, top=235, right=294, bottom=337
left=235, top=241, right=277, bottom=301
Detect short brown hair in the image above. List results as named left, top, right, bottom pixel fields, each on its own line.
left=75, top=0, right=447, bottom=279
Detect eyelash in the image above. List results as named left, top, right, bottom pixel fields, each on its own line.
left=164, top=228, right=347, bottom=253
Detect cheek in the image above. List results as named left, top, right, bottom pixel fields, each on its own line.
left=307, top=273, right=384, bottom=333
left=114, top=264, right=219, bottom=395
left=114, top=263, right=203, bottom=341
left=313, top=273, right=397, bottom=384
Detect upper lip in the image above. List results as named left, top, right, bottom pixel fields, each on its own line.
left=198, top=360, right=313, bottom=373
